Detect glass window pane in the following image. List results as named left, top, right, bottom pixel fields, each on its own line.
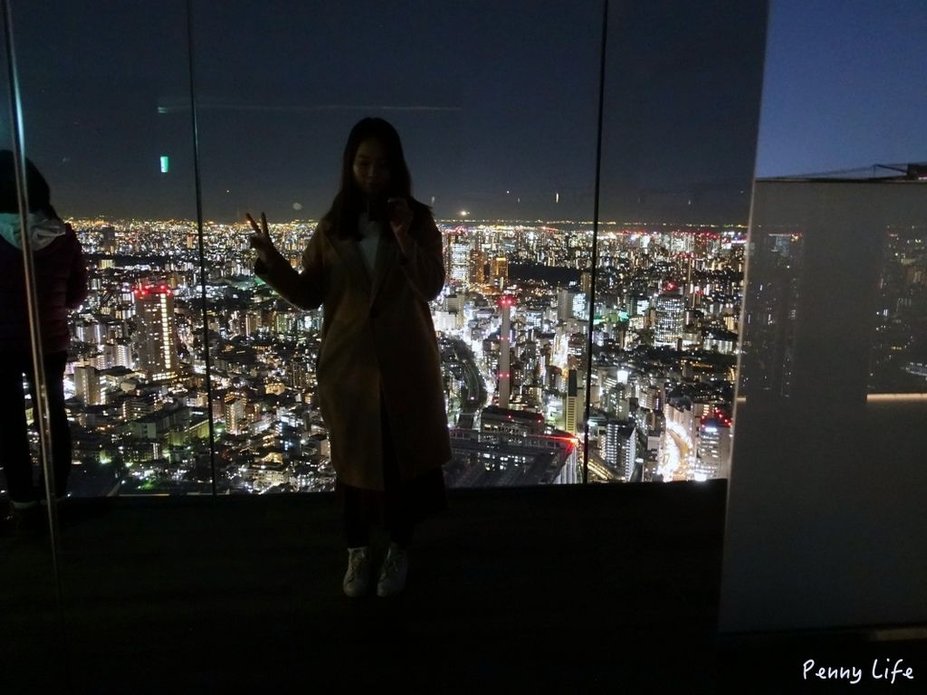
left=871, top=221, right=927, bottom=395
left=722, top=1, right=927, bottom=633
left=592, top=0, right=767, bottom=483
left=11, top=0, right=204, bottom=497
left=0, top=0, right=62, bottom=644
left=193, top=0, right=601, bottom=491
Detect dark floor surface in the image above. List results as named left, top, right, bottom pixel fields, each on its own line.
left=2, top=481, right=924, bottom=693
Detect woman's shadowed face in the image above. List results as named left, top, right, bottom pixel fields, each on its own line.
left=352, top=138, right=390, bottom=197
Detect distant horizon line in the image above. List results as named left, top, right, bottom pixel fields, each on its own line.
left=64, top=215, right=751, bottom=229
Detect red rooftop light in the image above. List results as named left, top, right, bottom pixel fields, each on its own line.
left=135, top=284, right=172, bottom=298
left=498, top=295, right=516, bottom=308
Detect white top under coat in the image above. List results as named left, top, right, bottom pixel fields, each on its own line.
left=356, top=212, right=381, bottom=279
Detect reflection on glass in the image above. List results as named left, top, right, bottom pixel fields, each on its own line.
left=10, top=0, right=201, bottom=496
left=0, top=151, right=88, bottom=515
left=721, top=171, right=927, bottom=633
left=740, top=173, right=927, bottom=414
left=738, top=228, right=804, bottom=403
left=870, top=223, right=927, bottom=394
left=0, top=22, right=23, bottom=512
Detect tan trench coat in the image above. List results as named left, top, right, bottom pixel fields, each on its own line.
left=256, top=209, right=451, bottom=490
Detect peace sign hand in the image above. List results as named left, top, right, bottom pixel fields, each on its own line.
left=246, top=212, right=278, bottom=265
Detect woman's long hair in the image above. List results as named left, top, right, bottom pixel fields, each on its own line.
left=323, top=118, right=424, bottom=239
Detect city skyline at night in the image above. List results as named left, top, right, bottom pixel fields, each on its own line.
left=3, top=0, right=925, bottom=499
left=3, top=5, right=927, bottom=686
left=56, top=195, right=926, bottom=497
left=59, top=214, right=750, bottom=495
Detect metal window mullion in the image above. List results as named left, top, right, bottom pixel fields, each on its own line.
left=186, top=0, right=217, bottom=496
left=582, top=0, right=609, bottom=485
left=2, top=0, right=62, bottom=592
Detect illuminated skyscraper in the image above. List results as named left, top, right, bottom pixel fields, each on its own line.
left=224, top=393, right=247, bottom=434
left=654, top=292, right=686, bottom=347
left=134, top=283, right=178, bottom=382
left=694, top=408, right=732, bottom=480
left=74, top=365, right=104, bottom=405
left=580, top=270, right=592, bottom=296
left=444, top=226, right=470, bottom=286
left=449, top=241, right=470, bottom=285
left=469, top=248, right=486, bottom=284
left=497, top=295, right=514, bottom=408
left=490, top=256, right=508, bottom=289
left=244, top=312, right=261, bottom=337
left=564, top=368, right=578, bottom=434
left=106, top=340, right=134, bottom=370
left=605, top=419, right=636, bottom=479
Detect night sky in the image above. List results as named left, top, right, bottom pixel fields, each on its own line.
left=2, top=0, right=925, bottom=223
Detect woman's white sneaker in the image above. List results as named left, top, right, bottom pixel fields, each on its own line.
left=343, top=546, right=372, bottom=597
left=376, top=543, right=409, bottom=597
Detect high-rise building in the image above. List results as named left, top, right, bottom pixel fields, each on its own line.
left=490, top=256, right=508, bottom=289
left=564, top=368, right=578, bottom=434
left=572, top=292, right=589, bottom=321
left=605, top=419, right=636, bottom=479
left=224, top=394, right=247, bottom=435
left=449, top=241, right=470, bottom=285
left=469, top=248, right=486, bottom=285
left=122, top=393, right=156, bottom=420
left=103, top=341, right=134, bottom=370
left=286, top=361, right=308, bottom=390
left=558, top=288, right=577, bottom=321
left=74, top=365, right=104, bottom=405
left=244, top=312, right=261, bottom=337
left=134, top=284, right=178, bottom=382
left=580, top=270, right=592, bottom=296
left=695, top=411, right=731, bottom=480
left=100, top=225, right=117, bottom=254
left=497, top=296, right=514, bottom=408
left=654, top=292, right=686, bottom=346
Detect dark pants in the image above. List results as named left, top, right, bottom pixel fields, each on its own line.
left=341, top=402, right=415, bottom=549
left=0, top=351, right=71, bottom=503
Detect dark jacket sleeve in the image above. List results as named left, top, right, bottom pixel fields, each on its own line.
left=255, top=223, right=326, bottom=310
left=397, top=209, right=445, bottom=302
left=65, top=228, right=89, bottom=309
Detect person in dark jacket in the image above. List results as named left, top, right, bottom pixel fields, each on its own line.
left=0, top=151, right=88, bottom=519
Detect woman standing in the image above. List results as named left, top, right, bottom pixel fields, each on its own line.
left=249, top=118, right=450, bottom=597
left=0, top=151, right=88, bottom=524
